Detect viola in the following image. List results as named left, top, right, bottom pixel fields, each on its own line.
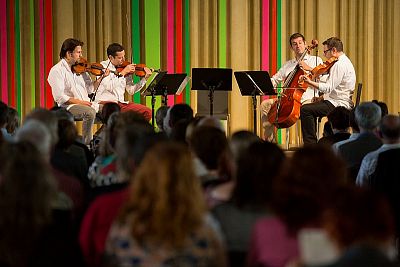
left=298, top=56, right=338, bottom=85
left=267, top=40, right=319, bottom=128
left=115, top=61, right=160, bottom=77
left=72, top=57, right=106, bottom=76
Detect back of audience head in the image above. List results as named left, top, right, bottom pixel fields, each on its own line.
left=155, top=106, right=169, bottom=132
left=189, top=126, right=230, bottom=170
left=355, top=102, right=381, bottom=131
left=272, top=145, right=347, bottom=234
left=168, top=103, right=193, bottom=128
left=115, top=123, right=158, bottom=182
left=229, top=130, right=261, bottom=160
left=15, top=119, right=52, bottom=161
left=25, top=108, right=59, bottom=146
left=101, top=102, right=121, bottom=124
left=372, top=99, right=389, bottom=118
left=197, top=116, right=225, bottom=132
left=231, top=141, right=285, bottom=208
left=52, top=107, right=74, bottom=122
left=327, top=106, right=350, bottom=131
left=55, top=119, right=78, bottom=150
left=118, top=142, right=205, bottom=248
left=378, top=115, right=400, bottom=143
left=349, top=108, right=360, bottom=133
left=0, top=101, right=8, bottom=128
left=324, top=186, right=395, bottom=251
left=0, top=141, right=56, bottom=265
left=5, top=107, right=19, bottom=135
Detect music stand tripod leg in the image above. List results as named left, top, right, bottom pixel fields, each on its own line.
left=208, top=86, right=215, bottom=116
left=151, top=89, right=156, bottom=128
left=252, top=91, right=257, bottom=134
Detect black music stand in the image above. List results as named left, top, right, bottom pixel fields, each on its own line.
left=150, top=73, right=189, bottom=106
left=192, top=68, right=232, bottom=116
left=234, top=71, right=275, bottom=133
left=141, top=71, right=167, bottom=127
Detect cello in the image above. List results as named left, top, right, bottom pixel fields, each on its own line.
left=267, top=41, right=318, bottom=128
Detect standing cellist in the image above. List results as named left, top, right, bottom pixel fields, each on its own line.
left=300, top=37, right=356, bottom=145
left=261, top=33, right=323, bottom=141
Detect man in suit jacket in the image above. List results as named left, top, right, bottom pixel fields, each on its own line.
left=336, top=102, right=382, bottom=183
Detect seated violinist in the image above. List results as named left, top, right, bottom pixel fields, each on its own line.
left=48, top=38, right=109, bottom=145
left=299, top=37, right=356, bottom=145
left=260, top=33, right=323, bottom=142
left=94, top=43, right=152, bottom=121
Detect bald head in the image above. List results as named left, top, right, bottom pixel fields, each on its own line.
left=379, top=115, right=400, bottom=143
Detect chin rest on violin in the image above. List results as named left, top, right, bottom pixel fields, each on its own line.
left=72, top=57, right=106, bottom=76
left=115, top=61, right=160, bottom=77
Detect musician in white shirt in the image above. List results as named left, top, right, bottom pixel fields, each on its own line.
left=48, top=38, right=108, bottom=144
left=260, top=33, right=323, bottom=141
left=300, top=37, right=356, bottom=145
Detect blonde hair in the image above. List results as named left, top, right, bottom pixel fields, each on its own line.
left=118, top=142, right=206, bottom=248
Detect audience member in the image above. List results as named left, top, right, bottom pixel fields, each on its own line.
left=356, top=115, right=400, bottom=186
left=318, top=107, right=351, bottom=146
left=248, top=145, right=347, bottom=267
left=336, top=102, right=382, bottom=182
left=0, top=101, right=12, bottom=141
left=155, top=105, right=169, bottom=132
left=333, top=108, right=360, bottom=153
left=5, top=107, right=19, bottom=137
left=212, top=141, right=285, bottom=267
left=0, top=141, right=84, bottom=267
left=79, top=126, right=159, bottom=267
left=103, top=143, right=226, bottom=266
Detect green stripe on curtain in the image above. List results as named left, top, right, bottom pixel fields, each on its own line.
left=144, top=0, right=161, bottom=113
left=184, top=0, right=190, bottom=104
left=132, top=0, right=141, bottom=104
left=30, top=0, right=35, bottom=108
left=15, top=0, right=21, bottom=115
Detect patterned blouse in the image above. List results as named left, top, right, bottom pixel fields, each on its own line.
left=104, top=215, right=226, bottom=267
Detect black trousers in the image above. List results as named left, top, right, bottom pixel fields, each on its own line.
left=300, top=100, right=335, bottom=145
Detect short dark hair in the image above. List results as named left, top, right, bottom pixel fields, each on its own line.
left=0, top=101, right=9, bottom=126
left=289, top=33, right=305, bottom=46
left=372, top=100, right=388, bottom=118
left=107, top=43, right=125, bottom=57
left=327, top=106, right=350, bottom=130
left=323, top=37, right=343, bottom=52
left=380, top=115, right=400, bottom=140
left=59, top=38, right=83, bottom=59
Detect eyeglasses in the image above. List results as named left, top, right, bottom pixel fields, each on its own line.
left=323, top=48, right=332, bottom=54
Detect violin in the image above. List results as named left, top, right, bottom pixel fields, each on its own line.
left=72, top=57, right=106, bottom=76
left=299, top=56, right=338, bottom=85
left=115, top=61, right=160, bottom=77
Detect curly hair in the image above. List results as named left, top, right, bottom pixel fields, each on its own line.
left=271, top=145, right=347, bottom=235
left=118, top=143, right=206, bottom=248
left=324, top=186, right=394, bottom=249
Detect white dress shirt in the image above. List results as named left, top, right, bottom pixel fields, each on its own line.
left=317, top=54, right=356, bottom=109
left=356, top=143, right=400, bottom=186
left=47, top=59, right=99, bottom=112
left=95, top=60, right=147, bottom=104
left=271, top=54, right=323, bottom=103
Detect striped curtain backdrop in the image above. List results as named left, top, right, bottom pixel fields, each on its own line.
left=0, top=0, right=54, bottom=117
left=1, top=0, right=399, bottom=145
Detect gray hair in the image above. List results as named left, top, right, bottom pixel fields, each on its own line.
left=355, top=102, right=381, bottom=130
left=15, top=119, right=52, bottom=159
